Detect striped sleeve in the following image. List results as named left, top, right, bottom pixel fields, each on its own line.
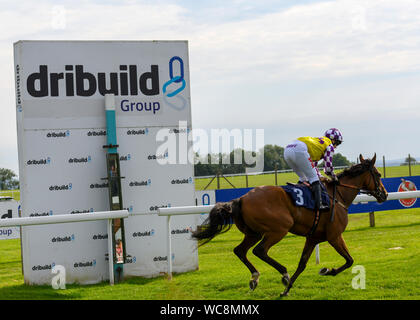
left=313, top=161, right=322, bottom=178
left=323, top=144, right=336, bottom=178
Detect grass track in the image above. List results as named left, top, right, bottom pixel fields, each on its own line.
left=0, top=208, right=418, bottom=300
left=0, top=166, right=419, bottom=299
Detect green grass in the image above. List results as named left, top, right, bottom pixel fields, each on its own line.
left=195, top=164, right=420, bottom=190
left=0, top=164, right=418, bottom=299
left=0, top=208, right=419, bottom=300
left=0, top=190, right=20, bottom=201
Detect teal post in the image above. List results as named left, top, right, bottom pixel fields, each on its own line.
left=104, top=94, right=126, bottom=284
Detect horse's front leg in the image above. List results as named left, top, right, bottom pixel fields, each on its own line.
left=281, top=237, right=318, bottom=297
left=319, top=234, right=354, bottom=276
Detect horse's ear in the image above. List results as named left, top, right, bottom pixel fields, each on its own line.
left=359, top=154, right=365, bottom=163
left=371, top=153, right=377, bottom=166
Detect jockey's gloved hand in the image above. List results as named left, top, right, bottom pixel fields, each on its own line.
left=331, top=175, right=339, bottom=184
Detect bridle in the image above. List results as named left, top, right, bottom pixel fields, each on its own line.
left=356, top=168, right=384, bottom=199
left=328, top=168, right=384, bottom=221
left=335, top=167, right=383, bottom=197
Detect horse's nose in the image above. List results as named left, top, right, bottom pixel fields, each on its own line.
left=380, top=190, right=388, bottom=203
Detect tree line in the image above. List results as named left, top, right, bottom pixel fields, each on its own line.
left=0, top=168, right=19, bottom=190
left=194, top=144, right=352, bottom=176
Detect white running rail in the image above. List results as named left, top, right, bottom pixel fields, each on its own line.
left=0, top=210, right=129, bottom=285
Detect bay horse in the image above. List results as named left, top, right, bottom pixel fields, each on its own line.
left=192, top=154, right=388, bottom=296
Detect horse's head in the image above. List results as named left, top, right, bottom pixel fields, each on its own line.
left=358, top=154, right=388, bottom=203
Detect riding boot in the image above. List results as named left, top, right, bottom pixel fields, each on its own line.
left=311, top=181, right=328, bottom=211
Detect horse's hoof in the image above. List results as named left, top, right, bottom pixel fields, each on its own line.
left=249, top=272, right=259, bottom=291
left=249, top=279, right=258, bottom=291
left=281, top=273, right=290, bottom=287
left=280, top=290, right=289, bottom=297
left=319, top=267, right=330, bottom=276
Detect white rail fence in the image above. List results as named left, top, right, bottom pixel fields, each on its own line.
left=158, top=191, right=420, bottom=278
left=0, top=210, right=129, bottom=285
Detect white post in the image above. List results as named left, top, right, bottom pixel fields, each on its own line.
left=167, top=215, right=173, bottom=280
left=107, top=219, right=114, bottom=285
left=315, top=244, right=320, bottom=264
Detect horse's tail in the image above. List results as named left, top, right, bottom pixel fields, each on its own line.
left=192, top=198, right=242, bottom=247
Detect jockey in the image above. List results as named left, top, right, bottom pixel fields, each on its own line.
left=284, top=128, right=343, bottom=211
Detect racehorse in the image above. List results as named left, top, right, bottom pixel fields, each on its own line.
left=192, top=154, right=388, bottom=296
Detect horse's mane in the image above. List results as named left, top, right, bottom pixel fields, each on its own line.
left=337, top=160, right=372, bottom=179
left=321, top=159, right=372, bottom=186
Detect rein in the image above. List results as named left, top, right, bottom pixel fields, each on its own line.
left=327, top=187, right=349, bottom=210
left=307, top=164, right=384, bottom=238
left=336, top=169, right=383, bottom=197
left=327, top=168, right=383, bottom=216
left=336, top=182, right=360, bottom=190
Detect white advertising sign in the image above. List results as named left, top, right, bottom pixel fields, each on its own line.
left=14, top=41, right=197, bottom=285
left=0, top=198, right=20, bottom=240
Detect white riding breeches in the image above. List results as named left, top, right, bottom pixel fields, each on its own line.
left=284, top=140, right=319, bottom=184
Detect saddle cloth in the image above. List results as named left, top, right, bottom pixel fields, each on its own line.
left=281, top=183, right=330, bottom=210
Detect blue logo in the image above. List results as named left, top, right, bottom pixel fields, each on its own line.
left=202, top=193, right=210, bottom=206
left=162, top=56, right=187, bottom=111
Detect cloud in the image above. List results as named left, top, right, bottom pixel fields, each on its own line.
left=3, top=0, right=420, bottom=82
left=188, top=0, right=420, bottom=84
left=1, top=0, right=420, bottom=172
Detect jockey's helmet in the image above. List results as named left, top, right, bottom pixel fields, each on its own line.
left=324, top=128, right=343, bottom=146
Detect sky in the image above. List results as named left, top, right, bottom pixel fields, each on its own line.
left=1, top=0, right=420, bottom=175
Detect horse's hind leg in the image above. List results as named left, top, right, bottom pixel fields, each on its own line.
left=252, top=231, right=290, bottom=287
left=319, top=234, right=354, bottom=276
left=233, top=232, right=262, bottom=290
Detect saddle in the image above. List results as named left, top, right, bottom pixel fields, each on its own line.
left=281, top=182, right=330, bottom=211
left=282, top=182, right=331, bottom=237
